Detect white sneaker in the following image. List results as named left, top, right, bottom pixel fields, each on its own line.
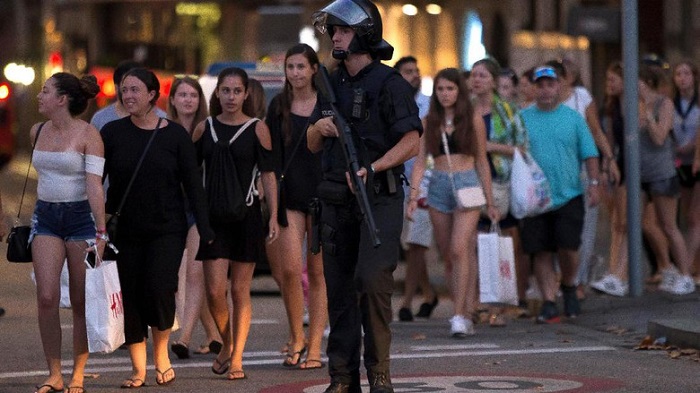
left=665, top=275, right=695, bottom=295
left=590, top=274, right=628, bottom=297
left=658, top=267, right=680, bottom=292
left=449, top=315, right=475, bottom=338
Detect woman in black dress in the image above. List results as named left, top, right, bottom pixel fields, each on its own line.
left=266, top=43, right=327, bottom=369
left=102, top=68, right=214, bottom=387
left=192, top=67, right=278, bottom=380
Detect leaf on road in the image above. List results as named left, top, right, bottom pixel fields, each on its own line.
left=669, top=350, right=682, bottom=359
left=411, top=333, right=426, bottom=340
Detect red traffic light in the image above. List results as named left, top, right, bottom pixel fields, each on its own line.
left=0, top=83, right=9, bottom=101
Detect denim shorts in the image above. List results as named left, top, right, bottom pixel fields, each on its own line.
left=641, top=175, right=680, bottom=199
left=31, top=200, right=96, bottom=242
left=427, top=169, right=481, bottom=213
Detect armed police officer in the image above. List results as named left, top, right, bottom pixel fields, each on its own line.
left=307, top=1, right=422, bottom=392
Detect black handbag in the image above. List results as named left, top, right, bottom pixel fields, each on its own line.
left=6, top=123, right=44, bottom=263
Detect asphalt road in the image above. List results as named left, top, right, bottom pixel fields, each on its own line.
left=2, top=155, right=699, bottom=393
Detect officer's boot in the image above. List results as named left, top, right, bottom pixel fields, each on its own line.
left=368, top=370, right=394, bottom=393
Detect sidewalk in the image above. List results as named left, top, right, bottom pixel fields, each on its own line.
left=392, top=256, right=700, bottom=349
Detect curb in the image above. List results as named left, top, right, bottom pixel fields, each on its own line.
left=647, top=319, right=700, bottom=349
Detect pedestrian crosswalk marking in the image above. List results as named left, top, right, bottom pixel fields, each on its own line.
left=0, top=344, right=615, bottom=380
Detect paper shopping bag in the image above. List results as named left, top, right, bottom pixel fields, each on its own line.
left=478, top=230, right=518, bottom=305
left=85, top=260, right=125, bottom=353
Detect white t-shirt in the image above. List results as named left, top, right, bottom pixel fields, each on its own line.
left=562, top=86, right=593, bottom=117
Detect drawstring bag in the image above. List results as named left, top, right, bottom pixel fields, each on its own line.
left=204, top=117, right=259, bottom=224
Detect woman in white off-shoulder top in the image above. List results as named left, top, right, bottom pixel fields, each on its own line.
left=30, top=72, right=106, bottom=393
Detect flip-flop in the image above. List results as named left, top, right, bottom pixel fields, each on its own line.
left=211, top=358, right=231, bottom=375
left=155, top=367, right=175, bottom=386
left=66, top=387, right=86, bottom=393
left=227, top=370, right=247, bottom=381
left=283, top=345, right=307, bottom=367
left=35, top=384, right=64, bottom=393
left=299, top=359, right=325, bottom=370
left=120, top=378, right=146, bottom=389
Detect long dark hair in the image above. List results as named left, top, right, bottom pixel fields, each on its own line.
left=209, top=67, right=254, bottom=118
left=51, top=72, right=100, bottom=116
left=672, top=59, right=699, bottom=114
left=277, top=43, right=319, bottom=144
left=425, top=68, right=475, bottom=157
left=167, top=76, right=208, bottom=134
left=604, top=61, right=623, bottom=120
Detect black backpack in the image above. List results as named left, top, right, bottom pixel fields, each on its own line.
left=204, top=117, right=258, bottom=224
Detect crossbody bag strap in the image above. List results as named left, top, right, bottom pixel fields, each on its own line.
left=440, top=131, right=458, bottom=194
left=114, top=117, right=163, bottom=216
left=279, top=118, right=311, bottom=180
left=17, top=122, right=46, bottom=221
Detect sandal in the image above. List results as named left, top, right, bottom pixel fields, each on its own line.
left=228, top=370, right=247, bottom=380
left=155, top=367, right=175, bottom=386
left=35, top=384, right=64, bottom=393
left=171, top=341, right=190, bottom=359
left=120, top=378, right=146, bottom=389
left=283, top=345, right=307, bottom=367
left=208, top=340, right=223, bottom=355
left=211, top=358, right=231, bottom=375
left=299, top=359, right=325, bottom=370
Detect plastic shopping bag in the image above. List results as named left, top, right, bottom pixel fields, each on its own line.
left=478, top=226, right=518, bottom=305
left=85, top=259, right=125, bottom=353
left=509, top=149, right=552, bottom=219
left=30, top=260, right=72, bottom=308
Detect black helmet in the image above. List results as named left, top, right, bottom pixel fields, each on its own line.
left=312, top=0, right=393, bottom=60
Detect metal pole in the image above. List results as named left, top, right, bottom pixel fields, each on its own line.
left=622, top=0, right=642, bottom=297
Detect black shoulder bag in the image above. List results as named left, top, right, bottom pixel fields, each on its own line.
left=6, top=123, right=45, bottom=263
left=105, top=118, right=162, bottom=249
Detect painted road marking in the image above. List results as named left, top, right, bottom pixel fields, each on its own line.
left=262, top=375, right=624, bottom=393
left=0, top=345, right=615, bottom=380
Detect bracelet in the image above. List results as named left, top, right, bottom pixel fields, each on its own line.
left=96, top=227, right=107, bottom=234
left=370, top=164, right=376, bottom=173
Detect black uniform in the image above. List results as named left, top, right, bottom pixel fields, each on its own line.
left=314, top=60, right=422, bottom=387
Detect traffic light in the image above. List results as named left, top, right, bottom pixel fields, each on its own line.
left=0, top=82, right=10, bottom=102
left=0, top=81, right=13, bottom=168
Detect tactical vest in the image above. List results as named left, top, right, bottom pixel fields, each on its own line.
left=323, top=62, right=401, bottom=182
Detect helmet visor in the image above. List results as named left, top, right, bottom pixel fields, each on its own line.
left=312, top=0, right=370, bottom=34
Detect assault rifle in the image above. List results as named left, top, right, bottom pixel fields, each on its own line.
left=315, top=65, right=381, bottom=248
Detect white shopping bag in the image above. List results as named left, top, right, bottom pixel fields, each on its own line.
left=478, top=227, right=518, bottom=305
left=85, top=259, right=125, bottom=353
left=30, top=260, right=72, bottom=309
left=510, top=149, right=552, bottom=219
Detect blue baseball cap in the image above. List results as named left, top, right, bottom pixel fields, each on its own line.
left=532, top=66, right=558, bottom=82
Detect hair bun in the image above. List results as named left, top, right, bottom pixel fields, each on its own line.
left=79, top=75, right=100, bottom=99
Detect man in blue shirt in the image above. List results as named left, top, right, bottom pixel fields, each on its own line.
left=520, top=66, right=600, bottom=324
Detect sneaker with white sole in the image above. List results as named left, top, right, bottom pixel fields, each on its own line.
left=658, top=267, right=680, bottom=292
left=590, top=274, right=628, bottom=297
left=665, top=275, right=695, bottom=295
left=449, top=315, right=475, bottom=338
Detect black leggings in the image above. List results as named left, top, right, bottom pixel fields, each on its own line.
left=115, top=231, right=186, bottom=344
